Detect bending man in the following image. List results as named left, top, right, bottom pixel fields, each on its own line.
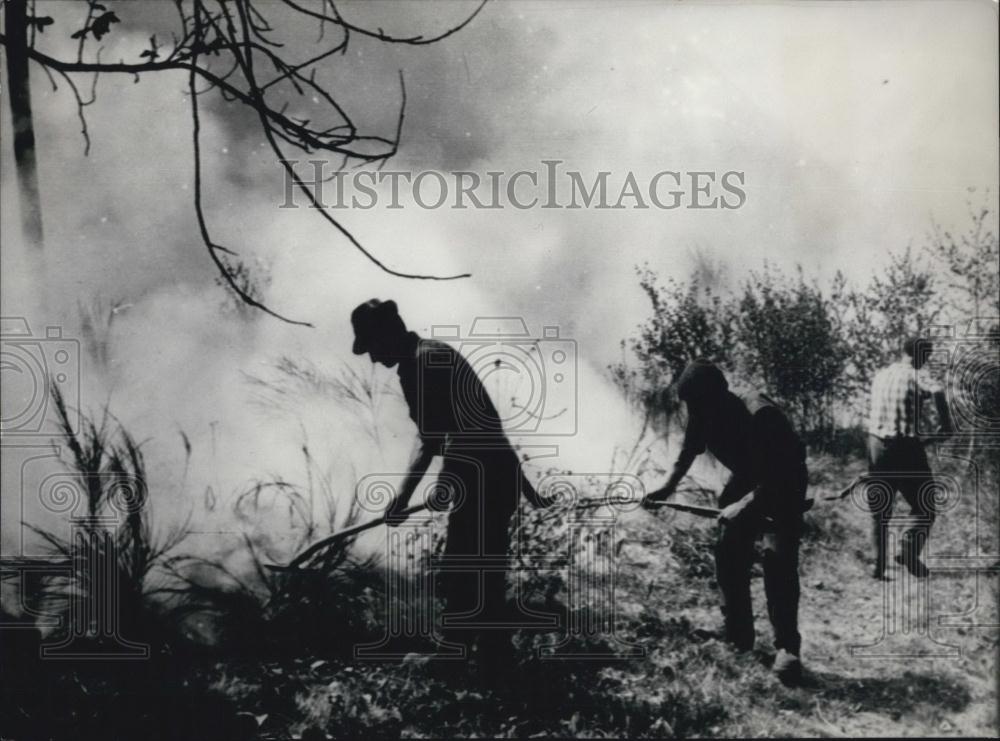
left=351, top=299, right=548, bottom=666
left=645, top=359, right=808, bottom=685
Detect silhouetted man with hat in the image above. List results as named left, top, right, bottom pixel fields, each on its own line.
left=644, top=359, right=808, bottom=685
left=351, top=299, right=548, bottom=667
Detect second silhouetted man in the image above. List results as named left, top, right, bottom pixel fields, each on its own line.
left=645, top=359, right=809, bottom=685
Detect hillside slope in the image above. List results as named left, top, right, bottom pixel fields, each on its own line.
left=204, top=454, right=997, bottom=738
left=2, top=454, right=995, bottom=739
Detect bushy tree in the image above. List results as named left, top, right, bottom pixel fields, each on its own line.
left=926, top=195, right=1000, bottom=322
left=834, top=246, right=941, bottom=419
left=616, top=204, right=997, bottom=453
left=923, top=197, right=999, bottom=451
left=614, top=263, right=852, bottom=442
left=734, top=266, right=849, bottom=436
left=610, top=265, right=735, bottom=415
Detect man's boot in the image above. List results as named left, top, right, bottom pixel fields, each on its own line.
left=773, top=649, right=802, bottom=686
left=896, top=528, right=929, bottom=578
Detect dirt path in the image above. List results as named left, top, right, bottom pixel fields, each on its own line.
left=628, top=458, right=999, bottom=738
left=204, top=457, right=997, bottom=738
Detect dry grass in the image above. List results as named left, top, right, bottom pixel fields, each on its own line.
left=25, top=384, right=192, bottom=647
left=6, top=399, right=996, bottom=739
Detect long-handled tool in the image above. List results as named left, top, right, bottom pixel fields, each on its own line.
left=654, top=501, right=721, bottom=518
left=824, top=473, right=870, bottom=501
left=655, top=499, right=814, bottom=517
left=266, top=502, right=430, bottom=573
left=570, top=497, right=722, bottom=517
left=268, top=487, right=816, bottom=573
left=580, top=496, right=813, bottom=518
left=267, top=496, right=718, bottom=572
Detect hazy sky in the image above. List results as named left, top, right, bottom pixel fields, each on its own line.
left=2, top=1, right=998, bottom=555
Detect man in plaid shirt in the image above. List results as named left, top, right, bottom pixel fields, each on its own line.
left=867, top=337, right=952, bottom=578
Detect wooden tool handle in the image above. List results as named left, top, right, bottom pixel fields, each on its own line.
left=271, top=502, right=430, bottom=572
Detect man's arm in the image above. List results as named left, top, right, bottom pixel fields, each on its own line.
left=933, top=390, right=953, bottom=437
left=645, top=409, right=706, bottom=504
left=647, top=448, right=698, bottom=502
left=514, top=464, right=560, bottom=508
left=917, top=368, right=952, bottom=437
left=716, top=474, right=757, bottom=523
left=645, top=437, right=704, bottom=505
left=384, top=438, right=439, bottom=525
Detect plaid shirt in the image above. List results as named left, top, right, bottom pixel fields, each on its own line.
left=867, top=360, right=943, bottom=438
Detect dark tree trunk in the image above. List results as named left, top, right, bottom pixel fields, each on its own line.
left=4, top=0, right=44, bottom=249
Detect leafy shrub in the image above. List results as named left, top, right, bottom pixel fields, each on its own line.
left=926, top=196, right=1000, bottom=321
left=836, top=246, right=942, bottom=419
left=611, top=265, right=736, bottom=417
left=615, top=204, right=998, bottom=451
left=734, top=265, right=850, bottom=436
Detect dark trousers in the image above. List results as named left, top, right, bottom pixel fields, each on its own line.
left=715, top=465, right=806, bottom=655
left=436, top=453, right=517, bottom=654
left=866, top=435, right=936, bottom=571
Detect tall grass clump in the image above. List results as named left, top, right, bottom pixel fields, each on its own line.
left=27, top=384, right=191, bottom=651
left=167, top=442, right=393, bottom=658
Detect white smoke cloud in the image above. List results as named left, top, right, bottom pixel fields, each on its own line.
left=2, top=0, right=997, bottom=583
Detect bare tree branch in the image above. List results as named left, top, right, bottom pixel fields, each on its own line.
left=279, top=0, right=489, bottom=46
left=1, top=0, right=484, bottom=321
left=188, top=0, right=311, bottom=326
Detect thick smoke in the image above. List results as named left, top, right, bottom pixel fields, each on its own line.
left=2, top=1, right=997, bottom=585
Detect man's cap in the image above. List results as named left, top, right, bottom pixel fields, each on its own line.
left=351, top=299, right=402, bottom=355
left=676, top=359, right=728, bottom=402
